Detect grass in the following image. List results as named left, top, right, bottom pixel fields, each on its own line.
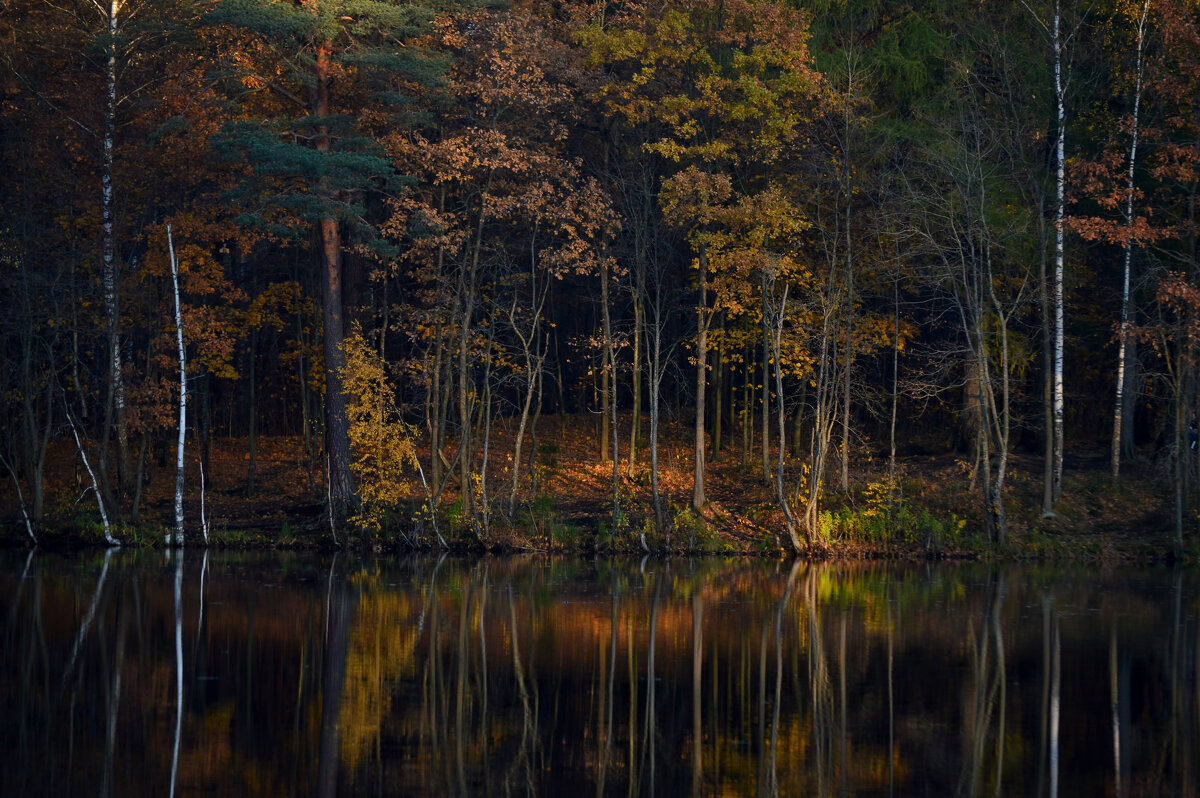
left=0, top=416, right=1190, bottom=562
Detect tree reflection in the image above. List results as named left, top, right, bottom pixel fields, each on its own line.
left=2, top=555, right=1200, bottom=797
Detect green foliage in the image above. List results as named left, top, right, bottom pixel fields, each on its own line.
left=814, top=479, right=971, bottom=548
left=672, top=504, right=709, bottom=550
left=444, top=497, right=467, bottom=533
left=519, top=493, right=577, bottom=549
left=206, top=0, right=452, bottom=249
left=213, top=527, right=251, bottom=546
left=537, top=441, right=561, bottom=469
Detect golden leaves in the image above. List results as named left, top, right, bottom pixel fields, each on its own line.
left=340, top=326, right=419, bottom=532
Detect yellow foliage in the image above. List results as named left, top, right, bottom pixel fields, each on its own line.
left=340, top=327, right=418, bottom=531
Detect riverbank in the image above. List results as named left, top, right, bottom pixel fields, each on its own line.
left=1, top=415, right=1191, bottom=562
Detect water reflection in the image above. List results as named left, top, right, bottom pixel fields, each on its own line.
left=1, top=553, right=1197, bottom=797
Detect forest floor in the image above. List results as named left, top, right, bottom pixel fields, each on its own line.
left=1, top=413, right=1191, bottom=562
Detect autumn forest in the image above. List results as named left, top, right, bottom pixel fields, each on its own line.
left=3, top=0, right=1200, bottom=554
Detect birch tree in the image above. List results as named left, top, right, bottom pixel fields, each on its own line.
left=168, top=225, right=186, bottom=547
left=1070, top=0, right=1154, bottom=483
left=5, top=0, right=188, bottom=504
left=1021, top=0, right=1075, bottom=510
left=1112, top=0, right=1153, bottom=484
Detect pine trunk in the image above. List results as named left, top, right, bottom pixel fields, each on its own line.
left=315, top=42, right=354, bottom=507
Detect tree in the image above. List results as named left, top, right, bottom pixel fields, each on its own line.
left=207, top=0, right=450, bottom=509
left=1022, top=0, right=1077, bottom=511
left=594, top=0, right=823, bottom=515
left=1070, top=0, right=1156, bottom=484
left=340, top=325, right=420, bottom=534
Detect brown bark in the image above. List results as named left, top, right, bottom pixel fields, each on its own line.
left=315, top=42, right=354, bottom=506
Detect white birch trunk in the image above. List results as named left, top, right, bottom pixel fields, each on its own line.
left=1052, top=0, right=1066, bottom=504
left=169, top=225, right=186, bottom=548
left=65, top=401, right=118, bottom=545
left=198, top=456, right=209, bottom=544
left=1112, top=0, right=1150, bottom=484
left=1, top=453, right=37, bottom=544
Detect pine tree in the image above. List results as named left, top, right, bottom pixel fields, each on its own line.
left=207, top=0, right=455, bottom=508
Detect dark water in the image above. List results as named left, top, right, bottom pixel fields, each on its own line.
left=1, top=552, right=1198, bottom=797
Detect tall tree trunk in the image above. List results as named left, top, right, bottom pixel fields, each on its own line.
left=769, top=281, right=804, bottom=552
left=986, top=246, right=1012, bottom=545
left=600, top=353, right=610, bottom=463
left=1052, top=0, right=1067, bottom=505
left=103, top=0, right=130, bottom=499
left=649, top=285, right=666, bottom=537
left=600, top=260, right=620, bottom=526
left=508, top=226, right=549, bottom=516
left=429, top=188, right=448, bottom=493
left=712, top=318, right=723, bottom=459
left=692, top=246, right=708, bottom=511
left=629, top=284, right=643, bottom=476
left=742, top=346, right=752, bottom=465
left=761, top=318, right=770, bottom=482
left=1041, top=214, right=1055, bottom=517
left=315, top=42, right=354, bottom=507
left=890, top=280, right=899, bottom=505
left=169, top=225, right=186, bottom=548
left=242, top=343, right=256, bottom=501
left=458, top=204, right=486, bottom=533
left=805, top=296, right=839, bottom=541
left=1113, top=0, right=1150, bottom=484
left=840, top=63, right=855, bottom=494
left=295, top=280, right=317, bottom=496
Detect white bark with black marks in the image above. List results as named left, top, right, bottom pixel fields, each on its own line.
left=1112, top=0, right=1151, bottom=484
left=169, top=225, right=186, bottom=547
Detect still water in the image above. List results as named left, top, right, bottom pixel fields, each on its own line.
left=1, top=551, right=1197, bottom=797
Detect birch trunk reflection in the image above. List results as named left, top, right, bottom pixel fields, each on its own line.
left=62, top=547, right=113, bottom=694
left=3, top=556, right=1200, bottom=796
left=101, top=582, right=127, bottom=798
left=169, top=551, right=182, bottom=798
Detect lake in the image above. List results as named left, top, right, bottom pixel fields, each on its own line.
left=1, top=551, right=1196, bottom=796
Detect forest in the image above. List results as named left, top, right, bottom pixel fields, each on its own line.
left=1, top=0, right=1198, bottom=554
